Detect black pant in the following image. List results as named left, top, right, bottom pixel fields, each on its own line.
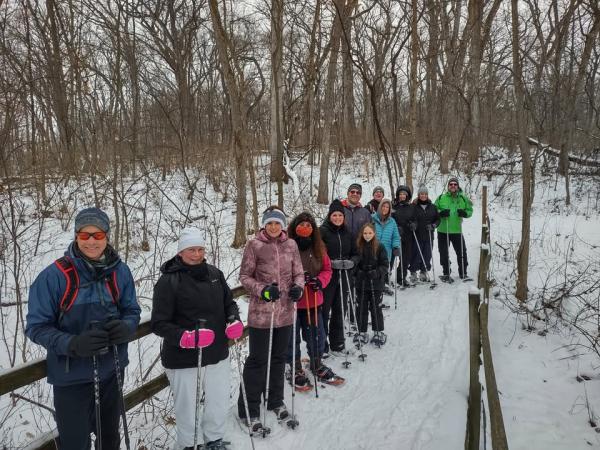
left=410, top=238, right=433, bottom=272
left=287, top=307, right=326, bottom=370
left=396, top=235, right=413, bottom=283
left=438, top=232, right=468, bottom=277
left=322, top=269, right=351, bottom=352
left=355, top=281, right=384, bottom=333
left=238, top=326, right=292, bottom=418
left=53, top=371, right=121, bottom=450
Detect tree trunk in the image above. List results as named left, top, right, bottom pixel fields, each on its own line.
left=511, top=0, right=533, bottom=302
left=406, top=0, right=419, bottom=190
left=209, top=0, right=248, bottom=247
left=316, top=0, right=343, bottom=204
left=269, top=0, right=286, bottom=209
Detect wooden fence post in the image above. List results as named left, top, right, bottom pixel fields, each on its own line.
left=480, top=302, right=509, bottom=450
left=465, top=291, right=482, bottom=450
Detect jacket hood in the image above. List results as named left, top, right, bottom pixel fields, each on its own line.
left=256, top=228, right=289, bottom=243
left=395, top=185, right=412, bottom=200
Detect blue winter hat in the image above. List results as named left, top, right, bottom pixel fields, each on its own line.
left=74, top=207, right=110, bottom=233
left=261, top=208, right=287, bottom=228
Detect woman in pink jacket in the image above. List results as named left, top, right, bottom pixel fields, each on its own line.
left=286, top=212, right=344, bottom=390
left=237, top=206, right=305, bottom=430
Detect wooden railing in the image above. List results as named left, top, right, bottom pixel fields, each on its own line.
left=0, top=286, right=248, bottom=450
left=465, top=184, right=509, bottom=450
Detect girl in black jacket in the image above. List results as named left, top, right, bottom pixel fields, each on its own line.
left=319, top=199, right=357, bottom=356
left=409, top=186, right=440, bottom=282
left=151, top=228, right=240, bottom=450
left=352, top=223, right=388, bottom=347
left=392, top=185, right=416, bottom=286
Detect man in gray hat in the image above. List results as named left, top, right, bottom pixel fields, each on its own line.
left=341, top=183, right=372, bottom=239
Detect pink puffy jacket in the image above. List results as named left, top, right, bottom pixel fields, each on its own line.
left=240, top=230, right=305, bottom=329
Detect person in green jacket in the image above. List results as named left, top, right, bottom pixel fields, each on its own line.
left=434, top=176, right=473, bottom=282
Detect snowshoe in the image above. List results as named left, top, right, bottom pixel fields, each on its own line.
left=289, top=368, right=313, bottom=392
left=238, top=416, right=271, bottom=436
left=353, top=332, right=369, bottom=347
left=314, top=364, right=345, bottom=386
left=204, top=439, right=231, bottom=449
left=409, top=272, right=418, bottom=283
left=400, top=279, right=415, bottom=288
left=272, top=404, right=289, bottom=421
left=330, top=346, right=356, bottom=357
left=371, top=331, right=387, bottom=347
left=321, top=351, right=331, bottom=360
left=460, top=274, right=474, bottom=282
left=439, top=275, right=454, bottom=283
left=419, top=271, right=429, bottom=282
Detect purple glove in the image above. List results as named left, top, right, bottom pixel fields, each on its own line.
left=225, top=320, right=244, bottom=340
left=179, top=329, right=215, bottom=349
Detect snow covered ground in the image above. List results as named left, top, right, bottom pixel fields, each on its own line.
left=2, top=155, right=600, bottom=449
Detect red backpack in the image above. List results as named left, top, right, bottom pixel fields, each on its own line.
left=54, top=256, right=120, bottom=319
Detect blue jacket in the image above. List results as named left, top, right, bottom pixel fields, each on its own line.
left=372, top=212, right=401, bottom=262
left=25, top=243, right=141, bottom=386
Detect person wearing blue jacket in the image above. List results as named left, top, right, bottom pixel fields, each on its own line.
left=26, top=207, right=141, bottom=450
left=372, top=199, right=400, bottom=296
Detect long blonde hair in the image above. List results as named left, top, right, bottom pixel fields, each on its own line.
left=356, top=222, right=380, bottom=257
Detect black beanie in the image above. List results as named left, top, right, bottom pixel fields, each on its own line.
left=328, top=199, right=345, bottom=218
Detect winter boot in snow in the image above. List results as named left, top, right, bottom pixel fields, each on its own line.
left=409, top=271, right=418, bottom=283
left=371, top=331, right=387, bottom=346
left=293, top=368, right=313, bottom=392
left=272, top=404, right=289, bottom=421
left=419, top=270, right=429, bottom=282
left=383, top=285, right=394, bottom=296
left=353, top=332, right=369, bottom=347
left=205, top=439, right=230, bottom=449
left=314, top=364, right=345, bottom=386
left=439, top=274, right=454, bottom=283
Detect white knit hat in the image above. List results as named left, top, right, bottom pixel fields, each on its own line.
left=177, top=227, right=206, bottom=253
left=261, top=208, right=287, bottom=228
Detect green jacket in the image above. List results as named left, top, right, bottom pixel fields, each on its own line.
left=434, top=190, right=473, bottom=234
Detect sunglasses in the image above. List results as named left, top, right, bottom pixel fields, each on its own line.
left=349, top=190, right=362, bottom=194
left=448, top=183, right=458, bottom=187
left=77, top=231, right=107, bottom=240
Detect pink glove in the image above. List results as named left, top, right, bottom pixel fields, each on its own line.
left=179, top=329, right=215, bottom=349
left=225, top=320, right=244, bottom=340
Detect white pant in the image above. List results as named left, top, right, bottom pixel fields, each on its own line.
left=165, top=357, right=230, bottom=450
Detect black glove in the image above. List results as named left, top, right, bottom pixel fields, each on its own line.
left=409, top=222, right=417, bottom=232
left=68, top=329, right=110, bottom=357
left=367, top=269, right=379, bottom=279
left=104, top=319, right=132, bottom=345
left=288, top=284, right=304, bottom=302
left=457, top=209, right=468, bottom=218
left=392, top=248, right=400, bottom=257
left=261, top=283, right=280, bottom=302
left=439, top=209, right=450, bottom=218
left=307, top=277, right=322, bottom=292
left=426, top=224, right=434, bottom=231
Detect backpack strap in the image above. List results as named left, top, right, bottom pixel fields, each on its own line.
left=105, top=271, right=120, bottom=306
left=54, top=256, right=79, bottom=315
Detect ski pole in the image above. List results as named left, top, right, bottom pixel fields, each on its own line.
left=428, top=228, right=438, bottom=289
left=288, top=302, right=299, bottom=429
left=337, top=269, right=350, bottom=368
left=460, top=233, right=467, bottom=281
left=393, top=256, right=398, bottom=309
left=398, top=238, right=405, bottom=290
left=89, top=321, right=107, bottom=450
left=356, top=279, right=367, bottom=362
left=369, top=278, right=382, bottom=348
left=92, top=353, right=102, bottom=450
left=111, top=345, right=131, bottom=450
left=305, top=287, right=319, bottom=398
left=343, top=269, right=358, bottom=335
left=412, top=230, right=430, bottom=282
left=263, top=301, right=276, bottom=431
left=194, top=318, right=207, bottom=450
left=234, top=340, right=256, bottom=449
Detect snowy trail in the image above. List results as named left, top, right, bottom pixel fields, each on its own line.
left=224, top=255, right=475, bottom=450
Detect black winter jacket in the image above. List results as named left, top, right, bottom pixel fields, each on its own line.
left=412, top=199, right=440, bottom=241
left=151, top=256, right=240, bottom=369
left=392, top=201, right=415, bottom=239
left=320, top=220, right=357, bottom=261
left=352, top=243, right=388, bottom=291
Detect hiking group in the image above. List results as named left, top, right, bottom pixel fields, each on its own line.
left=24, top=176, right=473, bottom=450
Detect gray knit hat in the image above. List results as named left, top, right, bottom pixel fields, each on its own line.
left=372, top=186, right=384, bottom=196
left=417, top=186, right=428, bottom=195
left=74, top=208, right=110, bottom=233
left=448, top=176, right=460, bottom=187
left=347, top=183, right=363, bottom=194
left=261, top=208, right=287, bottom=228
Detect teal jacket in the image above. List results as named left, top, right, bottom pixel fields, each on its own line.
left=372, top=212, right=401, bottom=262
left=434, top=190, right=473, bottom=234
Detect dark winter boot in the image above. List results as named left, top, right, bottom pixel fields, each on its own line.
left=314, top=364, right=345, bottom=385
left=371, top=331, right=387, bottom=346
left=272, top=404, right=289, bottom=420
